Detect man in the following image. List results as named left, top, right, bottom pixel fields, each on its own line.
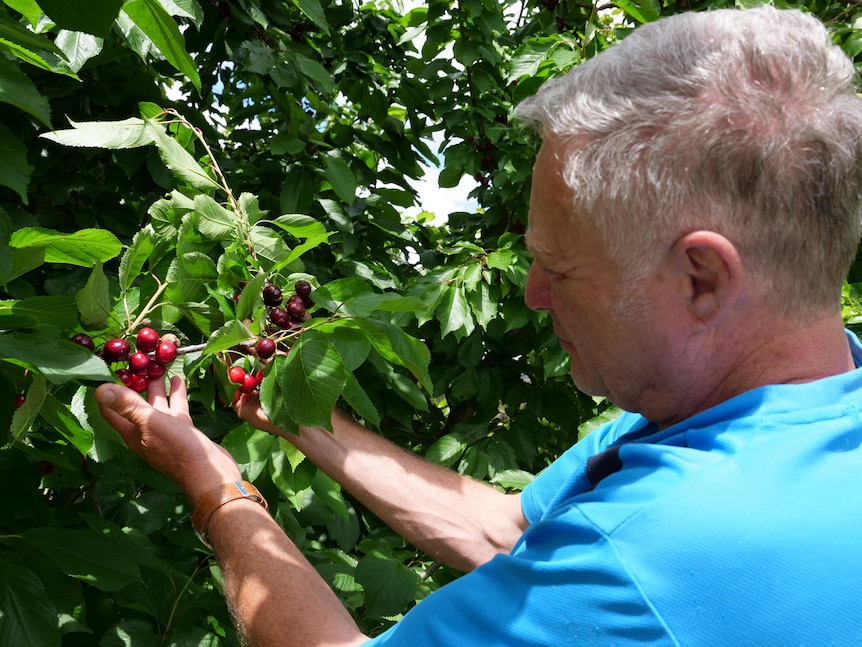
left=96, top=6, right=862, bottom=645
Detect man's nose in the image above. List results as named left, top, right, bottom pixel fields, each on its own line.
left=524, top=261, right=552, bottom=312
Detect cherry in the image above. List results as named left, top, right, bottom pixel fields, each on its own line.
left=103, top=338, right=131, bottom=363
left=294, top=280, right=312, bottom=299
left=287, top=296, right=306, bottom=321
left=115, top=368, right=135, bottom=387
left=262, top=284, right=283, bottom=307
left=147, top=362, right=166, bottom=379
left=70, top=333, right=95, bottom=351
left=38, top=460, right=55, bottom=474
left=270, top=307, right=291, bottom=329
left=155, top=341, right=177, bottom=364
left=256, top=338, right=276, bottom=360
left=129, top=352, right=151, bottom=375
left=129, top=374, right=149, bottom=393
left=255, top=371, right=264, bottom=387
left=15, top=393, right=25, bottom=409
left=240, top=373, right=258, bottom=394
left=136, top=327, right=159, bottom=353
left=228, top=366, right=247, bottom=384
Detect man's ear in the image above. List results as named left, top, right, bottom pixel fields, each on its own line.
left=667, top=231, right=742, bottom=331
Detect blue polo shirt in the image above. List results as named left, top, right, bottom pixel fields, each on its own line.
left=364, top=332, right=862, bottom=645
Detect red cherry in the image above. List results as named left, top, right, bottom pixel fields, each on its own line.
left=38, top=460, right=55, bottom=474
left=115, top=368, right=135, bottom=387
left=262, top=284, right=283, bottom=307
left=155, top=342, right=177, bottom=364
left=256, top=338, right=276, bottom=359
left=270, top=307, right=291, bottom=329
left=129, top=352, right=151, bottom=375
left=147, top=362, right=166, bottom=379
left=136, top=327, right=159, bottom=353
left=287, top=298, right=306, bottom=321
left=130, top=374, right=149, bottom=393
left=70, top=333, right=95, bottom=351
left=103, top=338, right=131, bottom=363
left=240, top=373, right=258, bottom=394
left=14, top=393, right=25, bottom=409
left=294, top=280, right=312, bottom=298
left=228, top=366, right=247, bottom=384
left=255, top=371, right=264, bottom=386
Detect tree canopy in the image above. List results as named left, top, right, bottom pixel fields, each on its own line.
left=3, top=0, right=862, bottom=644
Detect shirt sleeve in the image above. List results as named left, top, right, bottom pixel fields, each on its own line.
left=361, top=502, right=669, bottom=647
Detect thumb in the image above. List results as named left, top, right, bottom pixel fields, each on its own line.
left=95, top=383, right=151, bottom=443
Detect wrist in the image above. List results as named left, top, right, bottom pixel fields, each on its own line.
left=192, top=480, right=268, bottom=548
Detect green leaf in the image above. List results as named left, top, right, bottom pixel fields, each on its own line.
left=0, top=122, right=31, bottom=203
left=612, top=0, right=659, bottom=24
left=578, top=405, right=624, bottom=442
left=144, top=120, right=220, bottom=190
left=22, top=527, right=143, bottom=591
left=354, top=552, right=418, bottom=618
left=0, top=296, right=78, bottom=330
left=490, top=468, right=535, bottom=491
left=10, top=227, right=122, bottom=267
left=322, top=155, right=356, bottom=206
left=0, top=333, right=114, bottom=384
left=39, top=393, right=94, bottom=455
left=290, top=0, right=330, bottom=35
left=38, top=0, right=124, bottom=37
left=54, top=29, right=104, bottom=74
left=40, top=117, right=152, bottom=149
left=10, top=372, right=45, bottom=442
left=340, top=370, right=381, bottom=426
left=355, top=318, right=432, bottom=393
left=221, top=426, right=278, bottom=483
left=118, top=226, right=155, bottom=292
left=271, top=213, right=327, bottom=240
left=75, top=263, right=111, bottom=329
left=296, top=54, right=335, bottom=92
left=0, top=554, right=61, bottom=647
left=438, top=284, right=474, bottom=340
left=0, top=54, right=51, bottom=127
left=165, top=252, right=218, bottom=304
left=236, top=273, right=267, bottom=322
left=342, top=293, right=427, bottom=317
left=204, top=319, right=252, bottom=355
left=425, top=432, right=467, bottom=468
left=278, top=329, right=346, bottom=430
left=122, top=0, right=201, bottom=92
left=312, top=469, right=349, bottom=520
left=0, top=10, right=63, bottom=59
left=5, top=0, right=43, bottom=26
left=193, top=194, right=240, bottom=240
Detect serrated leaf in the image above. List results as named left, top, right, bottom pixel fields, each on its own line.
left=342, top=293, right=427, bottom=317
left=38, top=0, right=124, bottom=37
left=122, top=0, right=201, bottom=92
left=54, top=29, right=104, bottom=74
left=355, top=318, right=432, bottom=393
left=490, top=468, right=535, bottom=491
left=425, top=432, right=467, bottom=468
left=312, top=469, right=349, bottom=519
left=10, top=373, right=45, bottom=442
left=0, top=54, right=50, bottom=126
left=354, top=553, right=418, bottom=618
left=39, top=393, right=94, bottom=455
left=10, top=227, right=122, bottom=266
left=204, top=319, right=252, bottom=354
left=0, top=554, right=61, bottom=647
left=468, top=281, right=497, bottom=329
left=322, top=155, right=356, bottom=205
left=144, top=120, right=220, bottom=190
left=236, top=273, right=267, bottom=321
left=0, top=296, right=78, bottom=330
left=118, top=227, right=155, bottom=292
left=0, top=334, right=114, bottom=384
left=193, top=194, right=240, bottom=240
left=438, top=284, right=474, bottom=340
left=340, top=370, right=381, bottom=426
left=40, top=117, right=152, bottom=149
left=278, top=330, right=346, bottom=430
left=0, top=122, right=30, bottom=203
left=23, top=527, right=142, bottom=591
left=271, top=213, right=327, bottom=240
left=165, top=252, right=217, bottom=304
left=291, top=0, right=330, bottom=34
left=75, top=263, right=111, bottom=328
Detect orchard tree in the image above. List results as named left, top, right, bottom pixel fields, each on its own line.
left=3, top=0, right=862, bottom=644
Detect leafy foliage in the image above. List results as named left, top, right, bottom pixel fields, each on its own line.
left=3, top=0, right=862, bottom=644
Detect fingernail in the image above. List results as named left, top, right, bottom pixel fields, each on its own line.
left=97, top=387, right=116, bottom=405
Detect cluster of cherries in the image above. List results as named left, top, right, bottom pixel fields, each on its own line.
left=226, top=279, right=314, bottom=402
left=71, top=327, right=179, bottom=393
left=264, top=279, right=313, bottom=330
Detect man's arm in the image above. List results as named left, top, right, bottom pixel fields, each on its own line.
left=235, top=399, right=529, bottom=572
left=95, top=379, right=368, bottom=647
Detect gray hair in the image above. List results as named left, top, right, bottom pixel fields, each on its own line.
left=515, top=6, right=862, bottom=320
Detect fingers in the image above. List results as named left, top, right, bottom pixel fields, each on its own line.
left=167, top=376, right=192, bottom=421
left=95, top=383, right=154, bottom=446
